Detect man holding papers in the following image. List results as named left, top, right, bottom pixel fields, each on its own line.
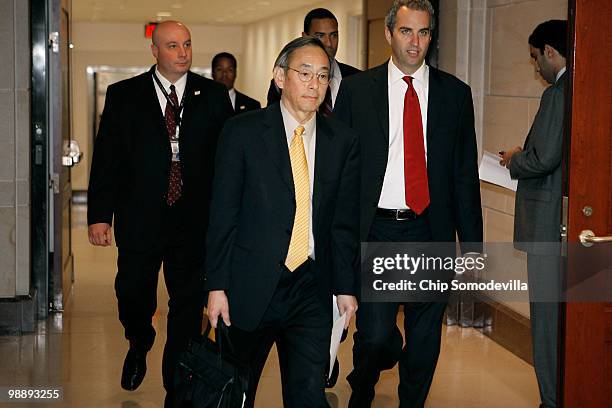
left=499, top=20, right=567, bottom=408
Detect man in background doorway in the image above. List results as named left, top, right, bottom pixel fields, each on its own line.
left=87, top=21, right=232, bottom=407
left=266, top=7, right=361, bottom=115
left=212, top=52, right=261, bottom=115
left=499, top=19, right=568, bottom=408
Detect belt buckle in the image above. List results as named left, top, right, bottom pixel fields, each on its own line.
left=395, top=209, right=410, bottom=221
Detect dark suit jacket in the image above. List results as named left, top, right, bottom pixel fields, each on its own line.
left=266, top=61, right=361, bottom=107
left=510, top=72, right=566, bottom=254
left=334, top=62, right=483, bottom=253
left=204, top=103, right=360, bottom=331
left=233, top=90, right=261, bottom=115
left=87, top=66, right=233, bottom=250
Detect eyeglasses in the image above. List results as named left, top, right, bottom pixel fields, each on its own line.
left=286, top=67, right=331, bottom=85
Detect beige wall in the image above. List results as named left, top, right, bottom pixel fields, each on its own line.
left=241, top=0, right=364, bottom=105
left=71, top=22, right=245, bottom=191
left=439, top=0, right=567, bottom=317
left=0, top=0, right=30, bottom=298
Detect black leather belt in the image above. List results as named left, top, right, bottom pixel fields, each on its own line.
left=376, top=208, right=419, bottom=221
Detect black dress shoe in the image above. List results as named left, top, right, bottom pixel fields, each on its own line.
left=121, top=347, right=147, bottom=391
left=325, top=358, right=340, bottom=388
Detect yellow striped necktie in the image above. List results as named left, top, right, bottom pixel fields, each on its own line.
left=285, top=125, right=310, bottom=272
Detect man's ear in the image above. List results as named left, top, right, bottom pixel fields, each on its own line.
left=273, top=66, right=285, bottom=90
left=151, top=44, right=158, bottom=59
left=544, top=44, right=557, bottom=59
left=384, top=26, right=393, bottom=46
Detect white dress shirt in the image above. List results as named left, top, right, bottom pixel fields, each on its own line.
left=330, top=59, right=343, bottom=107
left=280, top=101, right=317, bottom=259
left=228, top=88, right=237, bottom=110
left=555, top=66, right=566, bottom=83
left=153, top=66, right=187, bottom=117
left=378, top=58, right=429, bottom=209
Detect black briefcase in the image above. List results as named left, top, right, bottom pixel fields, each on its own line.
left=173, top=321, right=250, bottom=408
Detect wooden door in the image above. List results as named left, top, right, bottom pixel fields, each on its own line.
left=561, top=0, right=612, bottom=406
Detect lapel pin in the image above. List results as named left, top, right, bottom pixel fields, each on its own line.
left=240, top=105, right=246, bottom=110
left=194, top=90, right=200, bottom=95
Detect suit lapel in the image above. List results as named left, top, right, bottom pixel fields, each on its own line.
left=180, top=72, right=198, bottom=139
left=312, top=114, right=333, bottom=226
left=143, top=67, right=169, bottom=145
left=372, top=64, right=390, bottom=143
left=426, top=67, right=443, bottom=157
left=260, top=103, right=294, bottom=192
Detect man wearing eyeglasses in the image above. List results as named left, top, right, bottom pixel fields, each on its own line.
left=205, top=36, right=359, bottom=407
left=266, top=8, right=361, bottom=114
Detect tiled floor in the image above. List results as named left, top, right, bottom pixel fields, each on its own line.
left=0, top=206, right=540, bottom=407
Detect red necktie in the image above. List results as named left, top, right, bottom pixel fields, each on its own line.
left=402, top=76, right=429, bottom=214
left=165, top=85, right=182, bottom=206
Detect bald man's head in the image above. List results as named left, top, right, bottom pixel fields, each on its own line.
left=151, top=21, right=192, bottom=82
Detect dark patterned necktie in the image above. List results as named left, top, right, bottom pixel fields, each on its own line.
left=165, top=85, right=182, bottom=206
left=320, top=86, right=333, bottom=117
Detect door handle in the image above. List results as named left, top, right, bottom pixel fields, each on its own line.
left=62, top=140, right=83, bottom=167
left=579, top=229, right=612, bottom=247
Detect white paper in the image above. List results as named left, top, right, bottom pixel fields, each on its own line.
left=329, top=295, right=347, bottom=380
left=479, top=151, right=518, bottom=191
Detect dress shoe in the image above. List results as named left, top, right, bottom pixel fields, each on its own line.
left=121, top=347, right=147, bottom=391
left=348, top=389, right=374, bottom=408
left=325, top=358, right=340, bottom=388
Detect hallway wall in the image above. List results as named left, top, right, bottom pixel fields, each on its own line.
left=0, top=0, right=30, bottom=299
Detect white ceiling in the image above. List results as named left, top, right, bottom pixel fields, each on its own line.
left=73, top=0, right=325, bottom=25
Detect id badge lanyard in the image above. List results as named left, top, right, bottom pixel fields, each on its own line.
left=153, top=71, right=186, bottom=162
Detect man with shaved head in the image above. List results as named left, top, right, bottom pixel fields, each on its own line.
left=87, top=20, right=232, bottom=406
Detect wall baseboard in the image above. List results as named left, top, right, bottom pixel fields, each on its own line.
left=0, top=288, right=38, bottom=335
left=478, top=296, right=533, bottom=365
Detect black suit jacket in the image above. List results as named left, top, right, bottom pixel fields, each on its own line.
left=204, top=103, right=360, bottom=331
left=87, top=67, right=233, bottom=250
left=334, top=62, right=483, bottom=253
left=266, top=61, right=361, bottom=106
left=233, top=90, right=261, bottom=115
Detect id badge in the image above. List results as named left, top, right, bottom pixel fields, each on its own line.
left=171, top=140, right=180, bottom=162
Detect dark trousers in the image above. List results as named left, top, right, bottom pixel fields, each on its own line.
left=348, top=213, right=447, bottom=408
left=527, top=253, right=560, bottom=408
left=229, top=261, right=332, bottom=408
left=114, top=201, right=204, bottom=406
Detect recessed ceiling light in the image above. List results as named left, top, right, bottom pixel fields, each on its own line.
left=156, top=11, right=173, bottom=17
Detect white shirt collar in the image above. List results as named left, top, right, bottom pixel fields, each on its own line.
left=388, top=58, right=428, bottom=87
left=556, top=66, right=566, bottom=83
left=154, top=66, right=187, bottom=98
left=228, top=88, right=237, bottom=109
left=331, top=59, right=341, bottom=81
left=280, top=100, right=316, bottom=144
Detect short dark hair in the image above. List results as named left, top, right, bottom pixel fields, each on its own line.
left=211, top=52, right=237, bottom=71
left=528, top=20, right=568, bottom=58
left=385, top=0, right=436, bottom=33
left=304, top=8, right=338, bottom=34
left=273, top=36, right=332, bottom=74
